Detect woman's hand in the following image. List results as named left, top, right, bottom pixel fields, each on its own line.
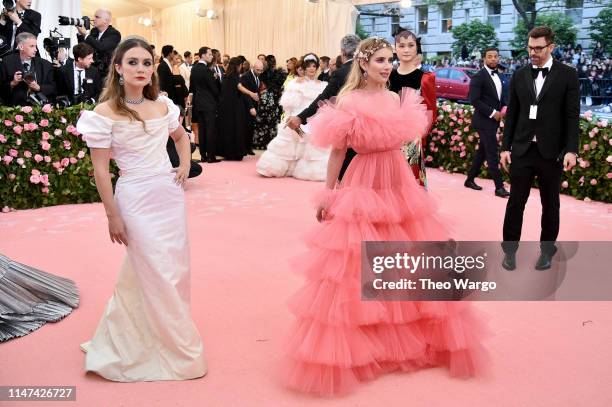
left=108, top=215, right=128, bottom=246
left=173, top=165, right=189, bottom=188
left=249, top=108, right=257, bottom=117
left=316, top=203, right=329, bottom=223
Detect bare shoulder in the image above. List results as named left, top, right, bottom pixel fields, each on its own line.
left=93, top=101, right=115, bottom=119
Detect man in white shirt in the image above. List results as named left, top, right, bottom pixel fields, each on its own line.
left=56, top=42, right=102, bottom=103
left=180, top=50, right=193, bottom=89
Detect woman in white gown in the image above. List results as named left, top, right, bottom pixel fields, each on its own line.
left=256, top=54, right=329, bottom=181
left=75, top=37, right=206, bottom=382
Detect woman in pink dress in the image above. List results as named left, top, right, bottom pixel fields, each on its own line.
left=281, top=37, right=489, bottom=396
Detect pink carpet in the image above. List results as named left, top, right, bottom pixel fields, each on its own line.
left=1, top=156, right=611, bottom=407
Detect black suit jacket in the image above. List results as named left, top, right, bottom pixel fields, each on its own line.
left=77, top=25, right=121, bottom=77
left=189, top=62, right=219, bottom=112
left=502, top=60, right=580, bottom=159
left=157, top=59, right=175, bottom=101
left=0, top=53, right=55, bottom=106
left=318, top=70, right=330, bottom=82
left=56, top=58, right=102, bottom=101
left=240, top=70, right=260, bottom=110
left=469, top=67, right=507, bottom=131
left=298, top=60, right=352, bottom=123
left=0, top=9, right=42, bottom=49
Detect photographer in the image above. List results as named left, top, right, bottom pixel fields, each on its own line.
left=75, top=9, right=120, bottom=79
left=56, top=43, right=102, bottom=104
left=0, top=32, right=55, bottom=106
left=0, top=0, right=41, bottom=55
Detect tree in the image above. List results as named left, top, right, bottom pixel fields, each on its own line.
left=451, top=20, right=499, bottom=57
left=355, top=20, right=369, bottom=40
left=589, top=5, right=612, bottom=54
left=511, top=12, right=578, bottom=56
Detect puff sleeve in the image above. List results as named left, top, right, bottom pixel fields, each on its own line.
left=161, top=95, right=181, bottom=133
left=76, top=111, right=113, bottom=148
left=307, top=98, right=355, bottom=150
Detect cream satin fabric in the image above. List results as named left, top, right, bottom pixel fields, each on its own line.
left=76, top=97, right=206, bottom=382
left=113, top=0, right=356, bottom=65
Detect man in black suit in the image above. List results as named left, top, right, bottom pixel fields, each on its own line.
left=211, top=48, right=224, bottom=86
left=500, top=26, right=579, bottom=271
left=56, top=43, right=102, bottom=103
left=465, top=46, right=510, bottom=197
left=0, top=0, right=41, bottom=55
left=189, top=46, right=221, bottom=163
left=157, top=44, right=175, bottom=100
left=317, top=56, right=331, bottom=81
left=0, top=32, right=55, bottom=106
left=76, top=9, right=120, bottom=79
left=286, top=34, right=360, bottom=180
left=238, top=59, right=263, bottom=155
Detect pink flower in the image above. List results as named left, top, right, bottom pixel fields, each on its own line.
left=607, top=156, right=612, bottom=163
left=2, top=206, right=10, bottom=213
left=77, top=151, right=85, bottom=159
left=0, top=134, right=6, bottom=143
left=63, top=140, right=71, bottom=150
left=60, top=117, right=67, bottom=124
left=450, top=122, right=455, bottom=127
left=8, top=149, right=18, bottom=157
left=456, top=130, right=462, bottom=136
left=39, top=119, right=49, bottom=127
left=34, top=154, right=43, bottom=162
left=24, top=150, right=32, bottom=158
left=13, top=125, right=23, bottom=135
left=583, top=110, right=592, bottom=121
left=442, top=104, right=451, bottom=112
left=8, top=174, right=16, bottom=180
left=57, top=168, right=63, bottom=174
left=589, top=130, right=596, bottom=138
left=441, top=139, right=447, bottom=144
left=450, top=114, right=458, bottom=121
left=69, top=157, right=77, bottom=164
left=464, top=126, right=469, bottom=132
left=31, top=169, right=40, bottom=176
left=590, top=179, right=597, bottom=185
left=66, top=125, right=76, bottom=134
left=598, top=119, right=608, bottom=127
left=593, top=127, right=599, bottom=134
left=437, top=130, right=444, bottom=136
left=29, top=174, right=40, bottom=184
left=4, top=120, right=13, bottom=126
left=14, top=115, right=23, bottom=123
left=42, top=104, right=53, bottom=113
left=607, top=173, right=612, bottom=179
left=41, top=131, right=50, bottom=140
left=21, top=106, right=33, bottom=114
left=52, top=161, right=61, bottom=169
left=579, top=176, right=585, bottom=185
left=41, top=187, right=49, bottom=194
left=15, top=138, right=21, bottom=146
left=468, top=135, right=474, bottom=142
left=54, top=129, right=62, bottom=136
left=583, top=144, right=590, bottom=151
left=591, top=141, right=598, bottom=149
left=41, top=141, right=51, bottom=151
left=458, top=119, right=464, bottom=125
left=16, top=158, right=24, bottom=165
left=43, top=155, right=51, bottom=163
left=25, top=123, right=38, bottom=131
left=426, top=156, right=433, bottom=162
left=561, top=181, right=568, bottom=188
left=460, top=151, right=466, bottom=157
left=40, top=174, right=49, bottom=186
left=584, top=197, right=592, bottom=203
left=61, top=157, right=69, bottom=167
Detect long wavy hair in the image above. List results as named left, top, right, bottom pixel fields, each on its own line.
left=99, top=36, right=160, bottom=129
left=338, top=37, right=392, bottom=99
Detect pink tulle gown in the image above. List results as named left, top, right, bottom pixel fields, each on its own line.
left=281, top=89, right=489, bottom=396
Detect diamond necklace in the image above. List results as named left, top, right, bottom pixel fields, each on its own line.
left=125, top=96, right=145, bottom=104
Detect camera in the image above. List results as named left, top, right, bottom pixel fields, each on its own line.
left=2, top=0, right=15, bottom=13
left=28, top=92, right=49, bottom=107
left=58, top=15, right=91, bottom=31
left=43, top=29, right=70, bottom=63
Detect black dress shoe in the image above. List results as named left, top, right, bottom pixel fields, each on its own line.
left=207, top=157, right=221, bottom=163
left=247, top=150, right=255, bottom=155
left=502, top=252, right=516, bottom=270
left=495, top=187, right=510, bottom=197
left=535, top=247, right=557, bottom=270
left=464, top=179, right=483, bottom=190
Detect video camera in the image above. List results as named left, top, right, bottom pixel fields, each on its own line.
left=2, top=0, right=16, bottom=13
left=58, top=15, right=91, bottom=31
left=43, top=28, right=70, bottom=63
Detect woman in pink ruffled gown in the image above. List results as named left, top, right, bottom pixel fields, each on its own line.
left=281, top=37, right=489, bottom=396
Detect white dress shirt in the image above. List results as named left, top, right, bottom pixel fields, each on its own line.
left=531, top=56, right=553, bottom=141
left=180, top=63, right=192, bottom=89
left=74, top=62, right=85, bottom=95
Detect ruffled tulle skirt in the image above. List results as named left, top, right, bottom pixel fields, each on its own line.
left=281, top=149, right=490, bottom=396
left=0, top=253, right=79, bottom=342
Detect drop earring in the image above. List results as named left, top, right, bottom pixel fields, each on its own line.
left=119, top=74, right=124, bottom=86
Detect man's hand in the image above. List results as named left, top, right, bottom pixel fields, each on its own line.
left=27, top=80, right=41, bottom=92
left=500, top=151, right=511, bottom=172
left=6, top=10, right=22, bottom=25
left=563, top=153, right=577, bottom=171
left=285, top=116, right=302, bottom=131
left=493, top=111, right=502, bottom=122
left=10, top=71, right=22, bottom=88
left=249, top=108, right=256, bottom=117
left=250, top=92, right=259, bottom=102
left=77, top=26, right=87, bottom=36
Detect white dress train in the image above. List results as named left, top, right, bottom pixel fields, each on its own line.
left=76, top=96, right=206, bottom=382
left=256, top=78, right=329, bottom=181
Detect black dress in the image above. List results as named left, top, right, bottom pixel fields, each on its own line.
left=389, top=68, right=423, bottom=93
left=217, top=73, right=247, bottom=160
left=171, top=73, right=188, bottom=109
left=253, top=68, right=287, bottom=150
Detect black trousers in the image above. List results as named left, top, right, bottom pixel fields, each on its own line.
left=166, top=138, right=202, bottom=178
left=244, top=115, right=254, bottom=152
left=196, top=109, right=217, bottom=160
left=502, top=142, right=563, bottom=255
left=339, top=148, right=357, bottom=181
left=467, top=127, right=504, bottom=189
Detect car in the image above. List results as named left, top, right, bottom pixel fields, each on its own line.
left=434, top=67, right=479, bottom=102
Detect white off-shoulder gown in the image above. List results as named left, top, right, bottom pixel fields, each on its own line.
left=76, top=96, right=206, bottom=382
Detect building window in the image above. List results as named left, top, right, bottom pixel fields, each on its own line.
left=391, top=14, right=400, bottom=35
left=565, top=0, right=583, bottom=25
left=486, top=0, right=501, bottom=29
left=416, top=6, right=428, bottom=35
left=440, top=3, right=453, bottom=33
left=465, top=8, right=470, bottom=23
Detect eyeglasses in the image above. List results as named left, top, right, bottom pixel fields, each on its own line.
left=527, top=44, right=551, bottom=53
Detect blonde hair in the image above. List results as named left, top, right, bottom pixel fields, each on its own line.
left=338, top=37, right=392, bottom=99
left=99, top=36, right=160, bottom=130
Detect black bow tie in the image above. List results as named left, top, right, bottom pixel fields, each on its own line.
left=532, top=67, right=549, bottom=79
left=490, top=69, right=499, bottom=76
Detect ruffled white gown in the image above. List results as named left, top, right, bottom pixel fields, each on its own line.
left=256, top=78, right=329, bottom=181
left=75, top=96, right=206, bottom=382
